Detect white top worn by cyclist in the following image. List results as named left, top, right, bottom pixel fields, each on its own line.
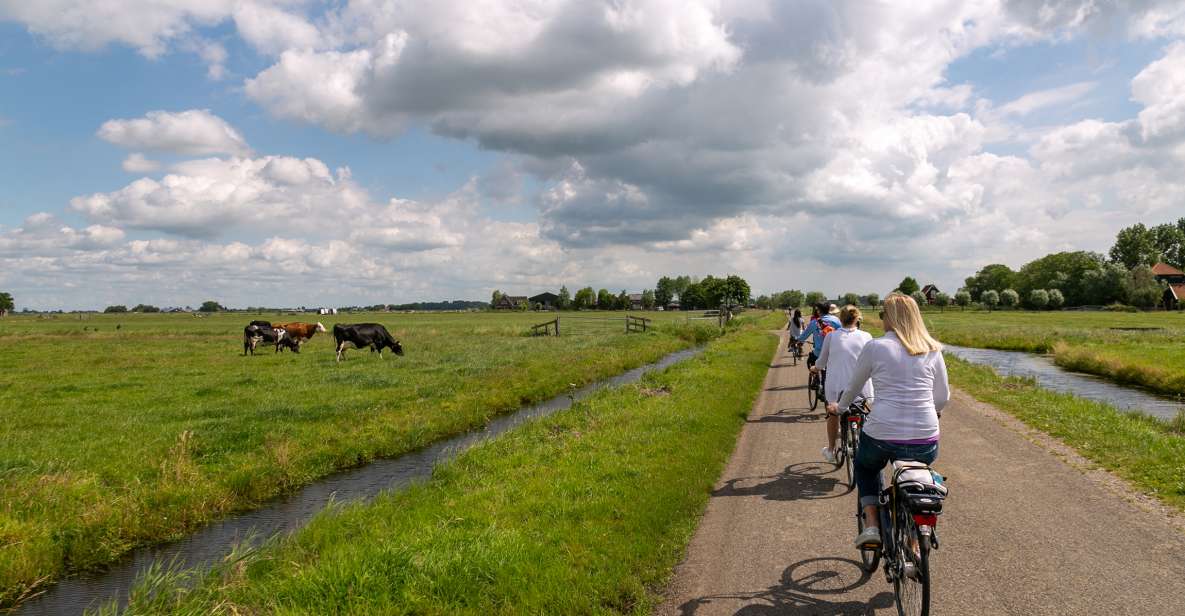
left=836, top=330, right=950, bottom=442
left=816, top=326, right=873, bottom=404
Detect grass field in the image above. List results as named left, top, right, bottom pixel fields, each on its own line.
left=0, top=309, right=722, bottom=608
left=913, top=309, right=1185, bottom=398
left=101, top=313, right=779, bottom=615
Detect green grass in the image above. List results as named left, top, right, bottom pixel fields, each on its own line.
left=947, top=356, right=1185, bottom=511
left=913, top=310, right=1185, bottom=397
left=100, top=314, right=779, bottom=615
left=0, top=309, right=730, bottom=608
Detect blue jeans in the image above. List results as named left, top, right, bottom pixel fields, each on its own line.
left=854, top=432, right=938, bottom=508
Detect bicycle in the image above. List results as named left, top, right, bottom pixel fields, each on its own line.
left=836, top=396, right=870, bottom=487
left=789, top=339, right=805, bottom=366
left=856, top=459, right=948, bottom=616
left=807, top=366, right=825, bottom=411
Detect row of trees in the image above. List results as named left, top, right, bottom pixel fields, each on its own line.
left=962, top=255, right=1169, bottom=310
left=1109, top=218, right=1185, bottom=269
left=492, top=274, right=751, bottom=311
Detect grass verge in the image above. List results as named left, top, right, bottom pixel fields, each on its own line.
left=947, top=355, right=1185, bottom=511
left=103, top=317, right=778, bottom=614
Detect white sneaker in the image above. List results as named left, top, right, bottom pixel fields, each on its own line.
left=822, top=447, right=837, bottom=464
left=854, top=527, right=881, bottom=549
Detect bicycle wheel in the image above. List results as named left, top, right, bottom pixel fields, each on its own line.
left=834, top=423, right=847, bottom=468
left=808, top=374, right=819, bottom=410
left=844, top=421, right=859, bottom=488
left=856, top=499, right=880, bottom=572
left=893, top=502, right=931, bottom=616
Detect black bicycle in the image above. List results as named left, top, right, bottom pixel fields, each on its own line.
left=807, top=367, right=825, bottom=411
left=856, top=460, right=948, bottom=616
left=836, top=396, right=870, bottom=487
left=789, top=339, right=805, bottom=366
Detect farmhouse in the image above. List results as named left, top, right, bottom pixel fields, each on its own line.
left=665, top=300, right=681, bottom=311
left=529, top=292, right=559, bottom=310
left=920, top=284, right=941, bottom=304
left=1153, top=262, right=1185, bottom=310
left=628, top=293, right=644, bottom=310
left=494, top=295, right=528, bottom=310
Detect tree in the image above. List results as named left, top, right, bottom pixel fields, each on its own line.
left=557, top=286, right=571, bottom=310
left=573, top=287, right=595, bottom=309
left=597, top=288, right=613, bottom=309
left=897, top=276, right=920, bottom=296
left=199, top=301, right=224, bottom=313
left=641, top=289, right=655, bottom=310
left=910, top=290, right=927, bottom=307
left=866, top=293, right=879, bottom=308
left=962, top=264, right=1017, bottom=301
left=0, top=291, right=12, bottom=317
left=804, top=291, right=826, bottom=307
left=1129, top=265, right=1163, bottom=309
left=1082, top=262, right=1131, bottom=305
left=1151, top=222, right=1185, bottom=269
left=1048, top=288, right=1065, bottom=309
left=1014, top=251, right=1104, bottom=306
left=935, top=292, right=951, bottom=311
left=490, top=290, right=504, bottom=308
left=784, top=290, right=805, bottom=308
left=104, top=305, right=128, bottom=313
left=720, top=275, right=752, bottom=308
left=954, top=290, right=971, bottom=310
left=755, top=294, right=771, bottom=309
left=681, top=282, right=707, bottom=310
left=617, top=289, right=630, bottom=310
left=671, top=275, right=693, bottom=300
left=1000, top=289, right=1019, bottom=309
left=982, top=290, right=1000, bottom=311
left=841, top=292, right=861, bottom=307
left=1029, top=289, right=1049, bottom=310
left=132, top=304, right=161, bottom=313
left=654, top=276, right=674, bottom=307
left=1110, top=223, right=1160, bottom=269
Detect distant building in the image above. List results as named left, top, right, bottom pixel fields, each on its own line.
left=319, top=307, right=338, bottom=315
left=494, top=295, right=528, bottom=310
left=529, top=292, right=559, bottom=310
left=920, top=284, right=941, bottom=305
left=628, top=293, right=644, bottom=310
left=665, top=300, right=681, bottom=311
left=1153, top=262, right=1185, bottom=310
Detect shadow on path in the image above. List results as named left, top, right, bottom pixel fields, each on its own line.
left=765, top=384, right=807, bottom=392
left=750, top=409, right=824, bottom=425
left=713, top=462, right=849, bottom=501
left=677, top=557, right=892, bottom=615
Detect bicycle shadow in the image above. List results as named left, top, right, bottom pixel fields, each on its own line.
left=677, top=557, right=894, bottom=615
left=713, top=462, right=850, bottom=501
left=764, top=384, right=808, bottom=392
left=749, top=409, right=825, bottom=425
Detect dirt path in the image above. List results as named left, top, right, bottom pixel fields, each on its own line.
left=657, top=331, right=1185, bottom=615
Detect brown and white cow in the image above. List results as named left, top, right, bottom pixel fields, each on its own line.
left=270, top=322, right=326, bottom=346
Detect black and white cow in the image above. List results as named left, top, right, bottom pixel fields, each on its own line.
left=333, top=323, right=404, bottom=362
left=243, top=324, right=300, bottom=355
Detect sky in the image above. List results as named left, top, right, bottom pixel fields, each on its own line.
left=1, top=1, right=1184, bottom=310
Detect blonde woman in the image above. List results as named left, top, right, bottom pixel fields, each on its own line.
left=813, top=304, right=872, bottom=463
left=836, top=294, right=949, bottom=549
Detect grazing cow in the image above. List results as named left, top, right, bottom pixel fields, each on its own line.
left=270, top=322, right=326, bottom=345
left=333, top=323, right=404, bottom=362
left=243, top=324, right=300, bottom=355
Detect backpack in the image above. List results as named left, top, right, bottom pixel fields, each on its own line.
left=818, top=318, right=835, bottom=338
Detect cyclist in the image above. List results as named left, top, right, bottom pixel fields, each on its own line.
left=797, top=303, right=840, bottom=370
left=813, top=304, right=873, bottom=464
left=787, top=308, right=804, bottom=353
left=836, top=293, right=948, bottom=549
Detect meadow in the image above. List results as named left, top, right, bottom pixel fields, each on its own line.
left=101, top=314, right=779, bottom=615
left=0, top=309, right=713, bottom=608
left=915, top=309, right=1185, bottom=398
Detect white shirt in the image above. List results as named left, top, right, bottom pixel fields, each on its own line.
left=837, top=331, right=950, bottom=442
left=816, top=327, right=873, bottom=404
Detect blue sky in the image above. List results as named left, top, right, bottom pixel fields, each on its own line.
left=1, top=1, right=1184, bottom=309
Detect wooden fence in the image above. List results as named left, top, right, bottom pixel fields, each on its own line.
left=530, top=314, right=651, bottom=336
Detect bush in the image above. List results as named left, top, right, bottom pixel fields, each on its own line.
left=1000, top=289, right=1019, bottom=309
left=103, top=305, right=128, bottom=313
left=1029, top=289, right=1049, bottom=310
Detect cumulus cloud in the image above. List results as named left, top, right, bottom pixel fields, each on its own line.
left=121, top=153, right=161, bottom=173
left=98, top=109, right=251, bottom=157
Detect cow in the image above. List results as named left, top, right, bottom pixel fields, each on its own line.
left=243, top=324, right=300, bottom=355
left=333, top=323, right=404, bottom=362
left=270, top=322, right=326, bottom=346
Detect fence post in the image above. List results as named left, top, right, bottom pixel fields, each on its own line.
left=556, top=316, right=560, bottom=336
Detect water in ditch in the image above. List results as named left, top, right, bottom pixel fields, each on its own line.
left=16, top=347, right=704, bottom=615
left=943, top=344, right=1183, bottom=420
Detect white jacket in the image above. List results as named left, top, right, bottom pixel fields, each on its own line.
left=837, top=331, right=949, bottom=442
left=816, top=327, right=873, bottom=404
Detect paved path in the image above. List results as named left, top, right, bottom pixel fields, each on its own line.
left=658, top=331, right=1185, bottom=615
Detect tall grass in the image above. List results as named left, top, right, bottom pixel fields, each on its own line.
left=104, top=316, right=779, bottom=614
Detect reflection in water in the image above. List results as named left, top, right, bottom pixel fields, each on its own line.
left=943, top=344, right=1183, bottom=420
left=17, top=348, right=703, bottom=616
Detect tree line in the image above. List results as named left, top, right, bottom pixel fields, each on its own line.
left=492, top=274, right=752, bottom=311
left=960, top=217, right=1184, bottom=310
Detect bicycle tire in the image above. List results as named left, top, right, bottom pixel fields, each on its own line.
left=856, top=499, right=880, bottom=572
left=893, top=502, right=931, bottom=616
left=844, top=420, right=859, bottom=487
left=834, top=425, right=846, bottom=468
left=808, top=374, right=819, bottom=410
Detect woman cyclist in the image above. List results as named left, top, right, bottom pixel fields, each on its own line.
left=836, top=294, right=949, bottom=548
left=787, top=308, right=804, bottom=353
left=797, top=303, right=841, bottom=369
left=813, top=304, right=873, bottom=464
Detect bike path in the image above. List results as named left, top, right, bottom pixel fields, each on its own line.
left=657, top=331, right=1185, bottom=615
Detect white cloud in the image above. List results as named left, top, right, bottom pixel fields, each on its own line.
left=98, top=109, right=252, bottom=157
left=233, top=2, right=322, bottom=55
left=121, top=153, right=161, bottom=173
left=997, top=81, right=1098, bottom=116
